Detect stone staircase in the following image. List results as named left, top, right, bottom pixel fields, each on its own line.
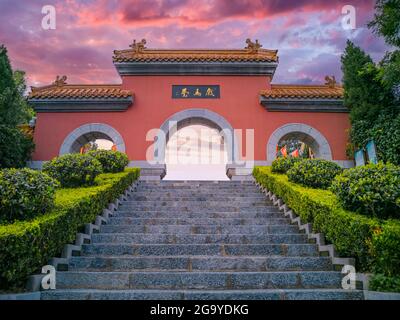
left=41, top=180, right=364, bottom=300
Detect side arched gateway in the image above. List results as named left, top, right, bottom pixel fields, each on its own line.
left=266, top=123, right=332, bottom=162
left=59, top=123, right=126, bottom=155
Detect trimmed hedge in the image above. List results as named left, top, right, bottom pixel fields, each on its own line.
left=331, top=163, right=400, bottom=219
left=253, top=166, right=400, bottom=277
left=0, top=168, right=140, bottom=289
left=271, top=157, right=303, bottom=174
left=88, top=150, right=129, bottom=173
left=0, top=168, right=59, bottom=223
left=287, top=159, right=342, bottom=189
left=43, top=153, right=103, bottom=187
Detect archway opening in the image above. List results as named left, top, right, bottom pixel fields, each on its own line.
left=164, top=118, right=229, bottom=181
left=69, top=132, right=116, bottom=154
left=267, top=123, right=332, bottom=162
left=276, top=132, right=318, bottom=159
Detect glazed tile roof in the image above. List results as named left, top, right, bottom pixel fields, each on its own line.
left=29, top=83, right=133, bottom=100
left=261, top=84, right=344, bottom=99
left=113, top=49, right=278, bottom=63
left=113, top=39, right=278, bottom=63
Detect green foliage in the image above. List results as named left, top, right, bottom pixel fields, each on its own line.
left=88, top=150, right=129, bottom=173
left=0, top=125, right=35, bottom=169
left=0, top=168, right=58, bottom=223
left=341, top=40, right=390, bottom=124
left=253, top=166, right=400, bottom=277
left=368, top=0, right=400, bottom=47
left=0, top=46, right=33, bottom=126
left=0, top=168, right=140, bottom=289
left=271, top=157, right=303, bottom=174
left=287, top=159, right=342, bottom=190
left=369, top=274, right=400, bottom=293
left=351, top=114, right=400, bottom=165
left=331, top=163, right=400, bottom=219
left=43, top=153, right=103, bottom=187
left=370, top=221, right=400, bottom=276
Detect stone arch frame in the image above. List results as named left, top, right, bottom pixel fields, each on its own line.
left=59, top=123, right=126, bottom=155
left=154, top=109, right=239, bottom=164
left=266, top=123, right=332, bottom=162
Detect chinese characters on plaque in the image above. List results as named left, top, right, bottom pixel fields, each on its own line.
left=172, top=85, right=220, bottom=99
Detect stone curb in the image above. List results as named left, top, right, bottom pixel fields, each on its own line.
left=255, top=181, right=370, bottom=291
left=24, top=181, right=139, bottom=292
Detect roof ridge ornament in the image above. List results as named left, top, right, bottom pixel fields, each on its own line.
left=129, top=39, right=147, bottom=53
left=325, top=75, right=337, bottom=88
left=54, top=75, right=67, bottom=87
left=245, top=38, right=262, bottom=53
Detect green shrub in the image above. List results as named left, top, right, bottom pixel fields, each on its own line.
left=287, top=159, right=342, bottom=189
left=0, top=168, right=140, bottom=289
left=271, top=157, right=303, bottom=174
left=0, top=168, right=59, bottom=223
left=0, top=125, right=34, bottom=169
left=88, top=150, right=129, bottom=173
left=253, top=166, right=400, bottom=276
left=331, top=163, right=400, bottom=219
left=369, top=274, right=400, bottom=293
left=43, top=153, right=103, bottom=187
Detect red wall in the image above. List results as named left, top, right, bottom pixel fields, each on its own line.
left=32, top=75, right=350, bottom=162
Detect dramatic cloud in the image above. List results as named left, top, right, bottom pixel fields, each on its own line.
left=0, top=0, right=388, bottom=88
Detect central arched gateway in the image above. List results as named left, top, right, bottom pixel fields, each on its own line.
left=28, top=39, right=354, bottom=179
left=154, top=109, right=239, bottom=165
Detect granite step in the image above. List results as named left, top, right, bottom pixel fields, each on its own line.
left=81, top=243, right=319, bottom=257
left=41, top=288, right=364, bottom=300
left=117, top=206, right=282, bottom=213
left=99, top=224, right=302, bottom=235
left=114, top=211, right=284, bottom=219
left=55, top=271, right=344, bottom=290
left=91, top=233, right=310, bottom=244
left=106, top=217, right=291, bottom=226
left=67, top=256, right=333, bottom=272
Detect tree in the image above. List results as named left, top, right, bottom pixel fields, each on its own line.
left=0, top=45, right=32, bottom=126
left=368, top=0, right=400, bottom=47
left=341, top=40, right=395, bottom=123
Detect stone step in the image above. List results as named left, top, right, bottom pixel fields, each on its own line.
left=81, top=244, right=319, bottom=257
left=128, top=192, right=267, bottom=202
left=99, top=224, right=302, bottom=234
left=41, top=288, right=364, bottom=300
left=54, top=271, right=344, bottom=290
left=129, top=193, right=267, bottom=200
left=126, top=198, right=269, bottom=204
left=118, top=205, right=280, bottom=213
left=67, top=256, right=333, bottom=272
left=107, top=217, right=291, bottom=226
left=114, top=211, right=284, bottom=219
left=131, top=191, right=265, bottom=197
left=136, top=185, right=260, bottom=190
left=91, top=233, right=310, bottom=244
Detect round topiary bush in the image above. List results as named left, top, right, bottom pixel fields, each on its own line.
left=330, top=163, right=400, bottom=218
left=287, top=159, right=342, bottom=189
left=43, top=153, right=103, bottom=187
left=271, top=157, right=303, bottom=174
left=0, top=125, right=35, bottom=169
left=0, top=168, right=59, bottom=223
left=88, top=150, right=129, bottom=173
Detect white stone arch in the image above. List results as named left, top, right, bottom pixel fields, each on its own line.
left=266, top=123, right=332, bottom=162
left=59, top=123, right=126, bottom=155
left=154, top=109, right=239, bottom=164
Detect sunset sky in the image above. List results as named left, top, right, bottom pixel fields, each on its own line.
left=0, top=0, right=389, bottom=88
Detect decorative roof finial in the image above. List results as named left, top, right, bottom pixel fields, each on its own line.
left=245, top=38, right=262, bottom=53
left=129, top=39, right=147, bottom=53
left=325, top=75, right=337, bottom=88
left=53, top=75, right=67, bottom=86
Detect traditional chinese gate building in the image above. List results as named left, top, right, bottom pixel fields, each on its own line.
left=28, top=39, right=352, bottom=179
